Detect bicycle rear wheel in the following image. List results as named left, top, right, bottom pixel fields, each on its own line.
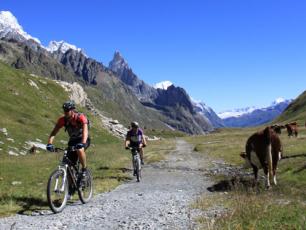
left=47, top=169, right=68, bottom=213
left=78, top=169, right=93, bottom=204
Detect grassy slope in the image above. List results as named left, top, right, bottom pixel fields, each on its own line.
left=275, top=90, right=306, bottom=125
left=185, top=126, right=306, bottom=229
left=187, top=91, right=306, bottom=229
left=0, top=61, right=176, bottom=216
left=84, top=82, right=168, bottom=129
left=0, top=39, right=174, bottom=132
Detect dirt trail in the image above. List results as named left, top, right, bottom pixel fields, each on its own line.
left=0, top=139, right=213, bottom=230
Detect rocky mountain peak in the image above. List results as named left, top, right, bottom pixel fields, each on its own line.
left=46, top=40, right=85, bottom=55
left=155, top=85, right=194, bottom=113
left=192, top=99, right=224, bottom=128
left=109, top=51, right=129, bottom=74
left=0, top=11, right=41, bottom=44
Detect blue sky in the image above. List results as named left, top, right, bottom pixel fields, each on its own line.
left=2, top=0, right=306, bottom=112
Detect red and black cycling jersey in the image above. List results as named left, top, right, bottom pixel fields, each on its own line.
left=56, top=113, right=88, bottom=140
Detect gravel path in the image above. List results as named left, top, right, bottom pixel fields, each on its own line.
left=0, top=139, right=213, bottom=230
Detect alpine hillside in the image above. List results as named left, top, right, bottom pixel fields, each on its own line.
left=275, top=91, right=306, bottom=125
left=0, top=10, right=218, bottom=134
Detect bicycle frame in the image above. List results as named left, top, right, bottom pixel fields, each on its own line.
left=131, top=150, right=141, bottom=171
left=47, top=146, right=93, bottom=213
left=54, top=148, right=80, bottom=193
left=129, top=147, right=141, bottom=182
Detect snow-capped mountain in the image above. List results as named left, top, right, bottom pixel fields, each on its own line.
left=218, top=106, right=258, bottom=119
left=0, top=11, right=85, bottom=55
left=46, top=40, right=85, bottom=55
left=0, top=11, right=41, bottom=45
left=192, top=99, right=224, bottom=128
left=153, top=81, right=173, bottom=90
left=271, top=97, right=287, bottom=105
left=219, top=98, right=292, bottom=127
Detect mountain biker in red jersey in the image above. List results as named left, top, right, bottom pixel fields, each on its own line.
left=125, top=121, right=147, bottom=165
left=46, top=101, right=90, bottom=179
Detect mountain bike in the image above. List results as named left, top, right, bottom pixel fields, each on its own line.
left=126, top=146, right=142, bottom=182
left=46, top=146, right=93, bottom=213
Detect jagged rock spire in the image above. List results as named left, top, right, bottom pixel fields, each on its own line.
left=109, top=51, right=129, bottom=74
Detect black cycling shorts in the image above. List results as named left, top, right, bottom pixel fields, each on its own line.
left=68, top=137, right=91, bottom=149
left=129, top=141, right=141, bottom=148
left=67, top=137, right=90, bottom=165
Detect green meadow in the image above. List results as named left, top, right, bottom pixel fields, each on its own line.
left=0, top=62, right=175, bottom=216
left=1, top=61, right=305, bottom=229
left=186, top=127, right=306, bottom=229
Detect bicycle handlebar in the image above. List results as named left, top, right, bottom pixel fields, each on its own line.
left=125, top=145, right=146, bottom=150
left=54, top=147, right=65, bottom=152
left=49, top=146, right=77, bottom=153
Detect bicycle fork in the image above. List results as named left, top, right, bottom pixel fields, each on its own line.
left=54, top=165, right=68, bottom=192
left=133, top=154, right=141, bottom=171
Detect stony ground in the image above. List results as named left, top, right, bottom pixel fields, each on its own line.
left=0, top=139, right=214, bottom=230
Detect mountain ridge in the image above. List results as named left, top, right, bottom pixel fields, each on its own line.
left=0, top=10, right=216, bottom=134
left=108, top=52, right=214, bottom=133
left=219, top=98, right=292, bottom=127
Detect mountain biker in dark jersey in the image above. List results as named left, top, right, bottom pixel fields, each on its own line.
left=125, top=121, right=147, bottom=165
left=46, top=101, right=90, bottom=178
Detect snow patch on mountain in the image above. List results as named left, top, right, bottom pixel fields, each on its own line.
left=191, top=98, right=224, bottom=128
left=191, top=98, right=213, bottom=113
left=153, top=81, right=173, bottom=90
left=46, top=40, right=85, bottom=55
left=218, top=107, right=257, bottom=119
left=271, top=97, right=286, bottom=105
left=0, top=11, right=41, bottom=44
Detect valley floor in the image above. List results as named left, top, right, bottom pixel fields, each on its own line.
left=0, top=139, right=214, bottom=229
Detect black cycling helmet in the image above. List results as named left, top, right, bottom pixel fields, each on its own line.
left=131, top=121, right=139, bottom=128
left=62, top=100, right=75, bottom=112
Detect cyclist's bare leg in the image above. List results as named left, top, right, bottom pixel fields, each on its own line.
left=77, top=148, right=87, bottom=169
left=139, top=147, right=144, bottom=164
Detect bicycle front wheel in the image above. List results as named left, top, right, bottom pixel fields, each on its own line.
left=78, top=169, right=93, bottom=204
left=47, top=169, right=68, bottom=213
